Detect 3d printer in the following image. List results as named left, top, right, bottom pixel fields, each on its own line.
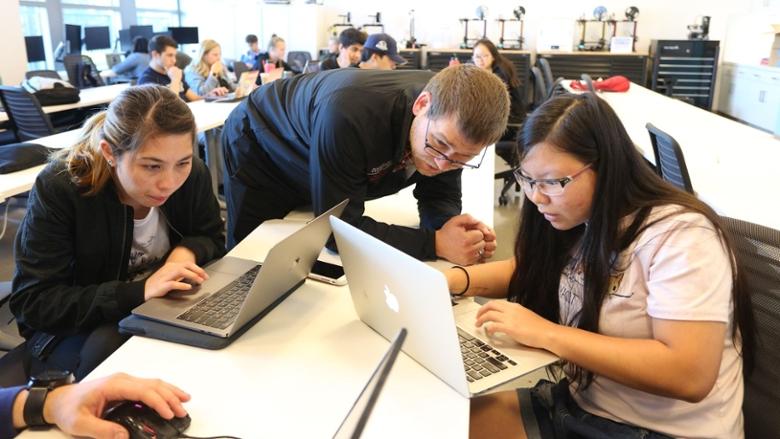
left=496, top=6, right=526, bottom=50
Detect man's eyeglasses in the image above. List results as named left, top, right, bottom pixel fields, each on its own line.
left=513, top=163, right=592, bottom=196
left=423, top=119, right=487, bottom=169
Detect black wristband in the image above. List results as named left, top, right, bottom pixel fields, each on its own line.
left=23, top=387, right=50, bottom=427
left=450, top=265, right=470, bottom=297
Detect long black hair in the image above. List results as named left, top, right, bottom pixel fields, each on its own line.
left=509, top=93, right=755, bottom=388
left=473, top=39, right=520, bottom=89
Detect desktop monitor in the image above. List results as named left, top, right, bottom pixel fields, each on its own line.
left=168, top=27, right=199, bottom=45
left=25, top=36, right=46, bottom=62
left=129, top=25, right=153, bottom=41
left=84, top=26, right=111, bottom=50
left=118, top=29, right=133, bottom=53
left=65, top=24, right=82, bottom=54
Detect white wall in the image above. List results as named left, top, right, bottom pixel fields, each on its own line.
left=1, top=0, right=28, bottom=85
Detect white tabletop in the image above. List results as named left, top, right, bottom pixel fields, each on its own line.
left=0, top=100, right=239, bottom=204
left=0, top=84, right=130, bottom=123
left=565, top=81, right=780, bottom=231
left=17, top=149, right=499, bottom=439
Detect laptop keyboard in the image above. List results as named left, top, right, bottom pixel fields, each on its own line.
left=458, top=329, right=517, bottom=383
left=176, top=265, right=261, bottom=330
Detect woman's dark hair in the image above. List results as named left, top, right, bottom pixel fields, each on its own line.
left=132, top=36, right=148, bottom=54
left=473, top=38, right=520, bottom=89
left=510, top=93, right=755, bottom=388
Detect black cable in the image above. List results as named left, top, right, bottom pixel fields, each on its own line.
left=180, top=434, right=243, bottom=439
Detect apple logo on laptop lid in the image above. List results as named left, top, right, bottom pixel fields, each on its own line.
left=383, top=285, right=400, bottom=313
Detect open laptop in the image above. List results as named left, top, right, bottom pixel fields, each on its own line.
left=333, top=328, right=406, bottom=439
left=205, top=70, right=258, bottom=103
left=129, top=200, right=347, bottom=342
left=330, top=216, right=558, bottom=397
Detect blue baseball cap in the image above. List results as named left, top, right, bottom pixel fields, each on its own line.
left=364, top=33, right=407, bottom=65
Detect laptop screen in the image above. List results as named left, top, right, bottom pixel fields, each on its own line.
left=333, top=328, right=407, bottom=439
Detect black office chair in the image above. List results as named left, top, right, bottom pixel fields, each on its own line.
left=719, top=216, right=780, bottom=439
left=530, top=67, right=547, bottom=109
left=287, top=51, right=312, bottom=74
left=25, top=70, right=62, bottom=80
left=645, top=123, right=693, bottom=193
left=536, top=58, right=565, bottom=99
left=233, top=60, right=251, bottom=79
left=63, top=54, right=104, bottom=89
left=0, top=86, right=56, bottom=141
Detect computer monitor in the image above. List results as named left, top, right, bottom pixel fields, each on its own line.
left=25, top=36, right=46, bottom=62
left=168, top=27, right=199, bottom=45
left=118, top=29, right=133, bottom=53
left=84, top=26, right=111, bottom=50
left=65, top=24, right=82, bottom=54
left=129, top=25, right=153, bottom=41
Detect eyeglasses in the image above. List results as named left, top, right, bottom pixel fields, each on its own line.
left=423, top=119, right=487, bottom=169
left=513, top=163, right=592, bottom=196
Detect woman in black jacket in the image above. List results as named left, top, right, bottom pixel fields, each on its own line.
left=472, top=39, right=525, bottom=136
left=8, top=84, right=225, bottom=382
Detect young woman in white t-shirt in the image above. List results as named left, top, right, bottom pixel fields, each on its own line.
left=447, top=93, right=755, bottom=439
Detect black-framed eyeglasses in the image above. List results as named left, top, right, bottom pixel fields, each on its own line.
left=423, top=119, right=488, bottom=170
left=513, top=163, right=592, bottom=196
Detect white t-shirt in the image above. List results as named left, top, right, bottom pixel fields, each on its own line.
left=128, top=207, right=171, bottom=281
left=561, top=205, right=743, bottom=439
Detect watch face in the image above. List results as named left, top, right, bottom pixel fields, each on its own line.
left=28, top=370, right=74, bottom=387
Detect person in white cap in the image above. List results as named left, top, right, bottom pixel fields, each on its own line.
left=359, top=33, right=408, bottom=70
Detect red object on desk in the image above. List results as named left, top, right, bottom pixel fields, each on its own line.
left=570, top=75, right=631, bottom=92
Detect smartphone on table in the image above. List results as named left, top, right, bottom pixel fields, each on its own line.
left=308, top=259, right=347, bottom=286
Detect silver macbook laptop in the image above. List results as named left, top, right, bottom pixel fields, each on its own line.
left=330, top=216, right=558, bottom=397
left=333, top=328, right=406, bottom=439
left=131, top=200, right=347, bottom=338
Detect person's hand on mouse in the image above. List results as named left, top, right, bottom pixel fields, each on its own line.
left=14, top=373, right=190, bottom=439
left=144, top=247, right=209, bottom=300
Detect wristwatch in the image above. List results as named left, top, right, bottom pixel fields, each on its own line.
left=23, top=370, right=74, bottom=428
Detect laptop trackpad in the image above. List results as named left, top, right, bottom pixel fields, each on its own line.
left=205, top=256, right=260, bottom=276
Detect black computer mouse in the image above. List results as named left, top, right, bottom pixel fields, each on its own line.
left=103, top=400, right=191, bottom=439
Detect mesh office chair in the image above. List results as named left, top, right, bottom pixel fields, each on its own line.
left=530, top=67, right=547, bottom=109
left=25, top=70, right=62, bottom=80
left=287, top=51, right=312, bottom=74
left=233, top=60, right=251, bottom=79
left=581, top=73, right=596, bottom=94
left=0, top=86, right=56, bottom=142
left=63, top=54, right=104, bottom=88
left=719, top=216, right=780, bottom=438
left=536, top=58, right=565, bottom=98
left=645, top=123, right=693, bottom=193
left=175, top=52, right=192, bottom=70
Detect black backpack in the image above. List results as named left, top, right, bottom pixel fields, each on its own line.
left=22, top=77, right=81, bottom=106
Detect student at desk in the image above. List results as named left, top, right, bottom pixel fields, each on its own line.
left=222, top=65, right=509, bottom=265
left=137, top=35, right=202, bottom=102
left=319, top=28, right=367, bottom=71
left=251, top=34, right=293, bottom=73
left=359, top=33, right=407, bottom=71
left=471, top=39, right=525, bottom=134
left=6, top=85, right=225, bottom=383
left=449, top=94, right=755, bottom=439
left=240, top=34, right=261, bottom=69
left=184, top=39, right=233, bottom=97
left=101, top=36, right=150, bottom=80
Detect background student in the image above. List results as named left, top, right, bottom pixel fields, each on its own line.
left=359, top=33, right=407, bottom=70
left=2, top=373, right=189, bottom=439
left=100, top=36, right=150, bottom=80
left=137, top=35, right=202, bottom=102
left=251, top=34, right=293, bottom=72
left=221, top=65, right=509, bottom=265
left=471, top=39, right=525, bottom=134
left=185, top=39, right=233, bottom=97
left=3, top=85, right=225, bottom=385
left=240, top=34, right=261, bottom=69
left=319, top=28, right=367, bottom=70
left=449, top=93, right=754, bottom=439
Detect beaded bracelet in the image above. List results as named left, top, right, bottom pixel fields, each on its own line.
left=450, top=265, right=470, bottom=297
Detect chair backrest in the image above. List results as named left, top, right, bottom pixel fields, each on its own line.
left=62, top=54, right=82, bottom=87
left=530, top=66, right=547, bottom=109
left=25, top=70, right=62, bottom=80
left=645, top=122, right=693, bottom=193
left=62, top=54, right=104, bottom=88
left=537, top=58, right=554, bottom=95
left=287, top=51, right=312, bottom=73
left=580, top=73, right=596, bottom=94
left=719, top=216, right=780, bottom=439
left=175, top=52, right=192, bottom=70
left=233, top=60, right=250, bottom=78
left=0, top=86, right=55, bottom=141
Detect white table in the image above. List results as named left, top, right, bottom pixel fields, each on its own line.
left=0, top=84, right=130, bottom=123
left=0, top=100, right=239, bottom=204
left=17, top=148, right=509, bottom=439
left=565, top=81, right=780, bottom=231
